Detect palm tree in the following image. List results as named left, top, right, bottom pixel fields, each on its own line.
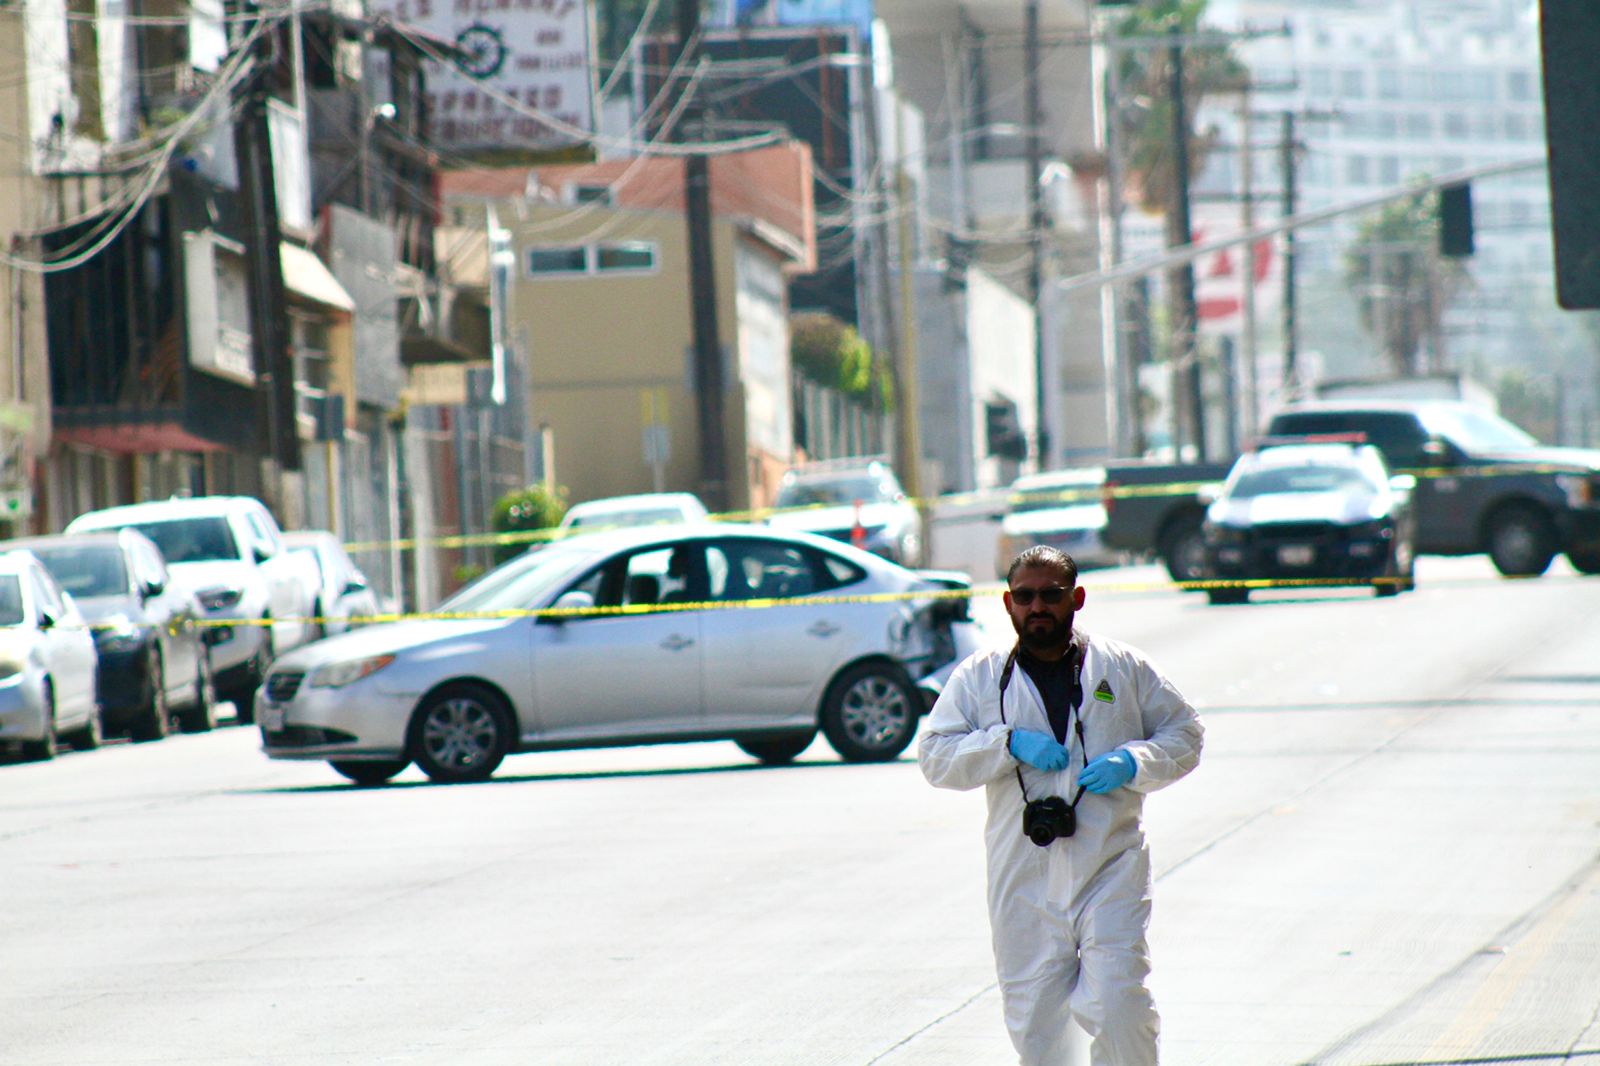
left=1112, top=0, right=1248, bottom=213
left=1342, top=194, right=1465, bottom=376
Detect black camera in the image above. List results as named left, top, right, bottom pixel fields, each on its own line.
left=1022, top=796, right=1076, bottom=847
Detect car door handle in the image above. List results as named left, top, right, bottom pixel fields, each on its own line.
left=660, top=634, right=695, bottom=652
left=806, top=621, right=840, bottom=638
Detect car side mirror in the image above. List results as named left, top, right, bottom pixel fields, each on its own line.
left=143, top=577, right=166, bottom=598
left=548, top=590, right=595, bottom=624
left=343, top=575, right=369, bottom=594
left=37, top=610, right=54, bottom=630
left=253, top=545, right=271, bottom=564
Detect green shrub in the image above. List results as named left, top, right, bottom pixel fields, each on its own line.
left=490, top=483, right=568, bottom=564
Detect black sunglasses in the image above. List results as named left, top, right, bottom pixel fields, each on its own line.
left=1009, top=585, right=1072, bottom=606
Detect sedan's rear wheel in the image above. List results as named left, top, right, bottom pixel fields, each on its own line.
left=1161, top=518, right=1210, bottom=584
left=330, top=759, right=410, bottom=787
left=735, top=730, right=816, bottom=766
left=820, top=663, right=918, bottom=764
left=407, top=684, right=513, bottom=784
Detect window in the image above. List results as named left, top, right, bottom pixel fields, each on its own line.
left=1378, top=156, right=1400, bottom=185
left=1443, top=113, right=1469, bottom=139
left=1507, top=70, right=1535, bottom=101
left=1377, top=69, right=1401, bottom=99
left=526, top=247, right=587, bottom=275
left=1404, top=113, right=1433, bottom=139
left=570, top=184, right=614, bottom=205
left=526, top=243, right=658, bottom=277
left=1346, top=155, right=1370, bottom=184
left=596, top=242, right=656, bottom=272
left=1340, top=69, right=1366, bottom=98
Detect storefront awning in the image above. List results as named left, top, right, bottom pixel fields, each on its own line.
left=280, top=243, right=355, bottom=312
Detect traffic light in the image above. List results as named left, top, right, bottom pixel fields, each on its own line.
left=1540, top=0, right=1600, bottom=309
left=1439, top=183, right=1474, bottom=258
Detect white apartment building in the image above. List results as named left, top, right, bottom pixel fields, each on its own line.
left=1207, top=0, right=1586, bottom=393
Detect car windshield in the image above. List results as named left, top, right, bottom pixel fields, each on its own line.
left=775, top=476, right=891, bottom=508
left=29, top=546, right=128, bottom=598
left=567, top=507, right=685, bottom=529
left=0, top=575, right=22, bottom=625
left=125, top=518, right=238, bottom=563
left=438, top=545, right=599, bottom=613
left=1420, top=406, right=1540, bottom=450
left=1229, top=465, right=1377, bottom=499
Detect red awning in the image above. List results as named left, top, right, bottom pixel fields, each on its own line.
left=54, top=422, right=230, bottom=455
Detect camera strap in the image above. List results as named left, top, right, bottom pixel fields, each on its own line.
left=999, top=641, right=1088, bottom=810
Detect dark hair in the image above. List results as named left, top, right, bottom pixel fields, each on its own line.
left=1007, top=545, right=1079, bottom=587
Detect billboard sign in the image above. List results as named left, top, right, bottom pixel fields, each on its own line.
left=375, top=0, right=597, bottom=157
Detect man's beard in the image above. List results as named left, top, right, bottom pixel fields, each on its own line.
left=1013, top=610, right=1073, bottom=651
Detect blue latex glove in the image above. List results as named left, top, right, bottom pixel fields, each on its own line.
left=1009, top=730, right=1070, bottom=772
left=1079, top=750, right=1137, bottom=794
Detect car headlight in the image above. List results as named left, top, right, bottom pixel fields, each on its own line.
left=94, top=614, right=147, bottom=652
left=196, top=587, right=244, bottom=611
left=309, top=655, right=395, bottom=689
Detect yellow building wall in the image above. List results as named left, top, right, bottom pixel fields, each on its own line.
left=509, top=205, right=758, bottom=513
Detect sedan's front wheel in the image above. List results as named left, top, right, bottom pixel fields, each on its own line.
left=820, top=663, right=919, bottom=764
left=407, top=684, right=513, bottom=784
left=330, top=759, right=410, bottom=787
left=735, top=730, right=816, bottom=766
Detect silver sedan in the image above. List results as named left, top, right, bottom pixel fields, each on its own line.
left=257, top=524, right=983, bottom=785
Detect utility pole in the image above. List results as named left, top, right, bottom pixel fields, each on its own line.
left=675, top=0, right=727, bottom=512
left=1024, top=0, right=1050, bottom=466
left=1238, top=90, right=1261, bottom=439
left=1280, top=109, right=1300, bottom=391
left=231, top=0, right=299, bottom=506
left=1167, top=33, right=1205, bottom=460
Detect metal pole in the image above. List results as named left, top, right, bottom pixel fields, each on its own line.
left=675, top=0, right=727, bottom=512
left=1280, top=110, right=1299, bottom=389
left=1167, top=35, right=1204, bottom=459
left=1025, top=0, right=1050, bottom=465
left=1239, top=89, right=1260, bottom=437
left=1092, top=6, right=1128, bottom=457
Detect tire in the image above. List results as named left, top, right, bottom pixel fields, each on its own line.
left=1567, top=547, right=1600, bottom=575
left=1160, top=518, right=1210, bottom=584
left=20, top=685, right=58, bottom=762
left=820, top=662, right=919, bottom=764
left=406, top=684, right=513, bottom=784
left=128, top=649, right=171, bottom=742
left=330, top=759, right=409, bottom=787
left=1486, top=505, right=1557, bottom=577
left=735, top=730, right=817, bottom=766
left=1207, top=587, right=1249, bottom=606
left=227, top=623, right=273, bottom=725
left=67, top=687, right=104, bottom=752
left=177, top=653, right=218, bottom=733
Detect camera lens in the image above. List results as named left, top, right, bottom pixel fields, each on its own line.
left=1028, top=825, right=1057, bottom=847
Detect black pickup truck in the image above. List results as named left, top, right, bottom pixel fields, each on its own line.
left=1102, top=399, right=1600, bottom=579
left=1264, top=400, right=1600, bottom=576
left=1100, top=458, right=1236, bottom=582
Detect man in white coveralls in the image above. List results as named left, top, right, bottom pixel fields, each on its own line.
left=918, top=545, right=1204, bottom=1065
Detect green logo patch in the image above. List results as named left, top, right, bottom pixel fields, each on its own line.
left=1093, top=679, right=1115, bottom=703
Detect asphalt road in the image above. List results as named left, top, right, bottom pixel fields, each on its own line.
left=1, top=556, right=1597, bottom=1066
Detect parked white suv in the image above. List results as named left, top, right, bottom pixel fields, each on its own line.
left=66, top=496, right=320, bottom=717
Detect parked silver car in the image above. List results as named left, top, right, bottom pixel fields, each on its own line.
left=9, top=530, right=217, bottom=738
left=0, top=550, right=101, bottom=760
left=257, top=524, right=981, bottom=786
left=282, top=530, right=384, bottom=638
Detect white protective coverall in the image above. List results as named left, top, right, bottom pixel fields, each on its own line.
left=917, top=631, right=1203, bottom=1066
